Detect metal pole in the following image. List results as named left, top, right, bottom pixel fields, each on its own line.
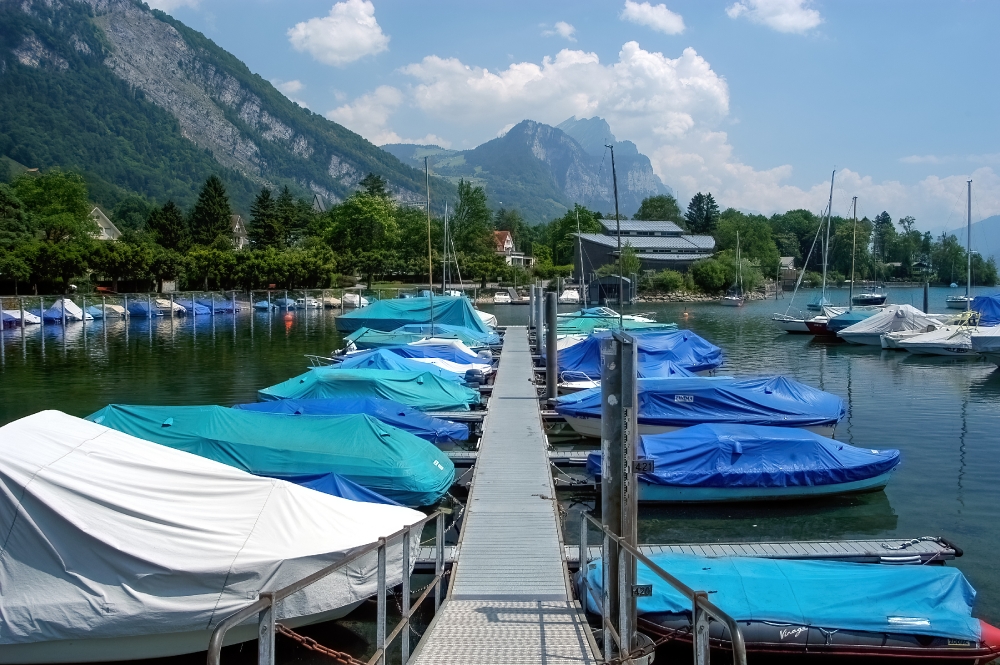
left=528, top=286, right=535, bottom=330
left=402, top=526, right=412, bottom=663
left=20, top=298, right=25, bottom=343
left=924, top=281, right=930, bottom=313
left=600, top=335, right=622, bottom=654
left=620, top=332, right=639, bottom=656
left=267, top=290, right=271, bottom=313
left=61, top=295, right=66, bottom=327
left=285, top=290, right=289, bottom=312
left=257, top=594, right=275, bottom=665
left=170, top=292, right=175, bottom=320
left=435, top=512, right=445, bottom=611
left=232, top=291, right=236, bottom=315
left=376, top=538, right=387, bottom=665
left=580, top=513, right=588, bottom=569
left=39, top=297, right=43, bottom=331
left=546, top=291, right=557, bottom=401
left=966, top=179, right=972, bottom=309
left=147, top=293, right=151, bottom=319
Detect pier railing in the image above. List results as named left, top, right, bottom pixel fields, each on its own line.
left=206, top=511, right=447, bottom=665
left=580, top=512, right=748, bottom=665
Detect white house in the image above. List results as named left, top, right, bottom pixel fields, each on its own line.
left=494, top=230, right=534, bottom=267
left=90, top=207, right=121, bottom=241
left=231, top=214, right=249, bottom=250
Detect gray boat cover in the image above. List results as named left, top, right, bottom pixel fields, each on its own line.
left=838, top=304, right=941, bottom=338
left=0, top=411, right=424, bottom=645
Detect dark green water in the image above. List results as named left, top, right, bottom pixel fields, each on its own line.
left=2, top=285, right=999, bottom=652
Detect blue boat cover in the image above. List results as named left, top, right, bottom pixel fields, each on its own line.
left=336, top=296, right=491, bottom=333
left=557, top=376, right=845, bottom=428
left=973, top=294, right=1000, bottom=326
left=278, top=472, right=401, bottom=505
left=174, top=299, right=212, bottom=316
left=554, top=330, right=723, bottom=377
left=125, top=301, right=158, bottom=318
left=380, top=342, right=489, bottom=364
left=827, top=309, right=877, bottom=333
left=346, top=327, right=494, bottom=350
left=232, top=397, right=469, bottom=443
left=254, top=301, right=276, bottom=310
left=582, top=552, right=980, bottom=641
left=86, top=404, right=455, bottom=506
left=586, top=424, right=899, bottom=487
left=395, top=323, right=501, bottom=345
left=334, top=348, right=465, bottom=382
left=197, top=298, right=236, bottom=313
left=258, top=368, right=481, bottom=411
left=84, top=305, right=104, bottom=319
left=274, top=298, right=296, bottom=308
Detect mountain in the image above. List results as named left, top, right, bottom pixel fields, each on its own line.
left=382, top=118, right=671, bottom=222
left=0, top=0, right=449, bottom=212
left=946, top=215, right=1000, bottom=268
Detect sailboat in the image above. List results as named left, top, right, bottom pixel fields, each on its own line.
left=720, top=230, right=745, bottom=306
left=827, top=197, right=883, bottom=334
left=805, top=171, right=843, bottom=335
left=946, top=181, right=976, bottom=309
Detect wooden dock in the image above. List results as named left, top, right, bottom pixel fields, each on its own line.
left=410, top=327, right=598, bottom=664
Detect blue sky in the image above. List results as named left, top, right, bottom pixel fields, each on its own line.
left=154, top=0, right=999, bottom=231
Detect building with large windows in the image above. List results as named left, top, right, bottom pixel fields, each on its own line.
left=573, top=219, right=714, bottom=275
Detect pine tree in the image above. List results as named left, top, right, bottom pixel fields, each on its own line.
left=248, top=187, right=285, bottom=248
left=147, top=201, right=189, bottom=251
left=684, top=192, right=720, bottom=235
left=359, top=173, right=390, bottom=198
left=189, top=175, right=232, bottom=246
left=275, top=186, right=297, bottom=245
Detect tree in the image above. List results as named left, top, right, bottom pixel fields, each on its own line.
left=685, top=192, right=720, bottom=235
left=547, top=204, right=603, bottom=266
left=93, top=240, right=152, bottom=292
left=359, top=173, right=390, bottom=198
left=150, top=247, right=185, bottom=293
left=634, top=194, right=683, bottom=225
left=451, top=179, right=494, bottom=256
left=111, top=195, right=153, bottom=232
left=12, top=170, right=95, bottom=243
left=653, top=269, right=684, bottom=292
left=619, top=242, right=641, bottom=277
left=248, top=188, right=285, bottom=249
left=715, top=208, right=780, bottom=275
left=323, top=192, right=398, bottom=284
left=189, top=175, right=232, bottom=246
left=872, top=211, right=895, bottom=263
left=0, top=183, right=33, bottom=250
left=690, top=258, right=728, bottom=293
left=146, top=201, right=189, bottom=252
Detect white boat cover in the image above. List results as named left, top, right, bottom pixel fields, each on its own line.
left=474, top=309, right=498, bottom=328
left=897, top=326, right=973, bottom=352
left=155, top=298, right=186, bottom=314
left=343, top=294, right=369, bottom=307
left=408, top=356, right=493, bottom=375
left=558, top=289, right=581, bottom=304
left=1, top=310, right=41, bottom=324
left=408, top=337, right=481, bottom=358
left=838, top=305, right=941, bottom=338
left=0, top=411, right=424, bottom=646
left=42, top=298, right=92, bottom=321
left=971, top=326, right=1000, bottom=353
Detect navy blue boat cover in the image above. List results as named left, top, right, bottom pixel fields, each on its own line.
left=377, top=342, right=485, bottom=364
left=555, top=330, right=723, bottom=377
left=336, top=296, right=491, bottom=333
left=232, top=397, right=469, bottom=443
left=174, top=299, right=212, bottom=316
left=557, top=376, right=845, bottom=428
left=334, top=348, right=464, bottom=381
left=582, top=552, right=980, bottom=641
left=973, top=294, right=1000, bottom=326
left=279, top=472, right=401, bottom=505
left=586, top=424, right=898, bottom=487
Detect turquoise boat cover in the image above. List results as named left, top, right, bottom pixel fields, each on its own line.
left=827, top=309, right=877, bottom=333
left=346, top=326, right=492, bottom=350
left=582, top=552, right=980, bottom=641
left=973, top=294, right=1000, bottom=326
left=336, top=296, right=491, bottom=333
left=232, top=397, right=469, bottom=443
left=334, top=348, right=464, bottom=381
left=552, top=330, right=723, bottom=377
left=557, top=376, right=845, bottom=428
left=86, top=405, right=455, bottom=506
left=395, top=324, right=501, bottom=346
left=258, top=368, right=480, bottom=411
left=586, top=423, right=899, bottom=487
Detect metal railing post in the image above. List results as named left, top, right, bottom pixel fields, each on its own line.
left=435, top=511, right=445, bottom=611
left=402, top=526, right=412, bottom=663
left=61, top=295, right=66, bottom=327
left=618, top=546, right=631, bottom=662
left=39, top=297, right=44, bottom=330
left=600, top=335, right=622, bottom=653
left=19, top=298, right=25, bottom=342
left=545, top=291, right=558, bottom=400
left=258, top=593, right=275, bottom=665
left=602, top=530, right=612, bottom=661
left=146, top=293, right=151, bottom=318
left=694, top=591, right=711, bottom=665
left=170, top=292, right=175, bottom=319
left=528, top=285, right=535, bottom=330
left=376, top=538, right=387, bottom=665
left=284, top=290, right=289, bottom=312
left=580, top=513, right=588, bottom=569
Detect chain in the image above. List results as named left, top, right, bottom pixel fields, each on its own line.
left=880, top=536, right=939, bottom=551
left=598, top=628, right=681, bottom=665
left=275, top=623, right=366, bottom=665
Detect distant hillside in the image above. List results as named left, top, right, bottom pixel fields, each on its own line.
left=382, top=117, right=670, bottom=222
left=947, top=215, right=1000, bottom=268
left=0, top=0, right=452, bottom=212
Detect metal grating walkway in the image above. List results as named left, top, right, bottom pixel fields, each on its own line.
left=411, top=327, right=596, bottom=664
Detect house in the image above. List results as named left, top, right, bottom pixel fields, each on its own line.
left=573, top=219, right=715, bottom=275
left=90, top=207, right=121, bottom=241
left=312, top=193, right=327, bottom=213
left=231, top=214, right=249, bottom=250
left=780, top=256, right=797, bottom=288
left=494, top=230, right=534, bottom=268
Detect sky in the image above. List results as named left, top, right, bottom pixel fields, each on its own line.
left=150, top=0, right=999, bottom=233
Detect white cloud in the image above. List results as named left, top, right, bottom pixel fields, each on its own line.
left=326, top=86, right=450, bottom=147
left=542, top=21, right=577, bottom=42
left=288, top=0, right=389, bottom=67
left=145, top=0, right=198, bottom=11
left=271, top=79, right=308, bottom=108
left=621, top=1, right=685, bottom=35
left=726, top=0, right=822, bottom=34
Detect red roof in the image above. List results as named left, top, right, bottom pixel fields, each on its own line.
left=494, top=230, right=513, bottom=252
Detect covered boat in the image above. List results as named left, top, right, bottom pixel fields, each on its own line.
left=87, top=405, right=455, bottom=506
left=42, top=298, right=92, bottom=322
left=345, top=326, right=496, bottom=351
left=556, top=310, right=677, bottom=335
left=898, top=326, right=978, bottom=357
left=1, top=309, right=41, bottom=327
left=370, top=340, right=491, bottom=365
left=254, top=300, right=278, bottom=311
left=0, top=410, right=424, bottom=662
left=972, top=326, right=1000, bottom=366
left=155, top=298, right=185, bottom=316
left=825, top=306, right=881, bottom=334
left=558, top=360, right=694, bottom=394
left=274, top=297, right=297, bottom=309
left=580, top=552, right=1000, bottom=662
left=551, top=329, right=723, bottom=378
left=586, top=424, right=899, bottom=502
left=335, top=296, right=491, bottom=333
left=232, top=397, right=469, bottom=444
left=333, top=348, right=466, bottom=382
left=556, top=376, right=845, bottom=438
left=973, top=294, right=1000, bottom=326
left=396, top=323, right=501, bottom=346
left=259, top=368, right=481, bottom=411
left=475, top=308, right=498, bottom=328
left=85, top=304, right=127, bottom=320
left=126, top=300, right=160, bottom=318
left=838, top=304, right=943, bottom=346
left=172, top=298, right=211, bottom=315
left=343, top=292, right=369, bottom=308
left=197, top=298, right=237, bottom=313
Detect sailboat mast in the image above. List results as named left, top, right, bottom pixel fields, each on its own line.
left=822, top=170, right=835, bottom=304
left=443, top=202, right=448, bottom=293
left=966, top=178, right=972, bottom=309
left=425, top=157, right=434, bottom=333
left=607, top=143, right=622, bottom=323
left=576, top=208, right=586, bottom=307
left=849, top=196, right=857, bottom=311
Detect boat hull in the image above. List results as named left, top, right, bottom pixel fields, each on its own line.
left=720, top=297, right=744, bottom=307
left=852, top=295, right=887, bottom=306
left=946, top=297, right=973, bottom=309
left=562, top=415, right=836, bottom=440
left=0, top=602, right=364, bottom=664
left=902, top=345, right=977, bottom=357
left=772, top=317, right=810, bottom=333
left=805, top=320, right=834, bottom=335
left=838, top=332, right=884, bottom=346
left=635, top=470, right=893, bottom=503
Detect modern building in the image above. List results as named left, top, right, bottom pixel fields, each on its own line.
left=494, top=230, right=534, bottom=267
left=573, top=219, right=715, bottom=275
left=588, top=275, right=635, bottom=305
left=231, top=214, right=249, bottom=250
left=90, top=207, right=121, bottom=241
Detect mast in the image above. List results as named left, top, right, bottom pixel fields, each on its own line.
left=849, top=196, right=858, bottom=311
left=425, top=157, right=434, bottom=333
left=443, top=202, right=448, bottom=293
left=737, top=230, right=742, bottom=297
left=607, top=144, right=622, bottom=325
left=822, top=170, right=835, bottom=305
left=577, top=208, right=586, bottom=307
left=966, top=178, right=972, bottom=309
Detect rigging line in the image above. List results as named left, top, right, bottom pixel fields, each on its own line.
left=783, top=213, right=826, bottom=315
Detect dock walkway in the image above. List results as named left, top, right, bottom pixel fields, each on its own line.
left=411, top=327, right=597, bottom=664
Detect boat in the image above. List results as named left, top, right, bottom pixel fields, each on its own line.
left=558, top=288, right=581, bottom=304
left=232, top=397, right=469, bottom=444
left=296, top=296, right=321, bottom=309
left=825, top=306, right=882, bottom=334
left=806, top=171, right=838, bottom=314
left=972, top=325, right=1000, bottom=366
left=548, top=329, right=724, bottom=378
left=771, top=313, right=811, bottom=333
left=852, top=288, right=888, bottom=306
left=85, top=304, right=127, bottom=319
left=898, top=324, right=978, bottom=356
left=336, top=296, right=491, bottom=334
left=254, top=300, right=278, bottom=311
left=586, top=424, right=899, bottom=502
left=947, top=295, right=974, bottom=309
left=258, top=368, right=482, bottom=412
left=838, top=304, right=945, bottom=346
left=155, top=298, right=185, bottom=316
left=333, top=348, right=487, bottom=383
left=1, top=309, right=41, bottom=326
left=42, top=297, right=93, bottom=322
left=556, top=376, right=845, bottom=439
left=322, top=295, right=341, bottom=308
left=579, top=551, right=1000, bottom=662
left=88, top=405, right=455, bottom=506
left=346, top=340, right=492, bottom=368
left=343, top=292, right=369, bottom=308
left=948, top=180, right=978, bottom=310
left=197, top=298, right=238, bottom=313
left=804, top=306, right=847, bottom=336
left=172, top=298, right=211, bottom=316
left=720, top=230, right=745, bottom=307
left=558, top=361, right=694, bottom=394
left=474, top=307, right=498, bottom=328
left=125, top=300, right=161, bottom=318
left=273, top=297, right=297, bottom=309
left=493, top=291, right=512, bottom=304
left=345, top=324, right=500, bottom=351
left=0, top=410, right=425, bottom=662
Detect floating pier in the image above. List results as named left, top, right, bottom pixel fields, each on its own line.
left=410, top=327, right=598, bottom=664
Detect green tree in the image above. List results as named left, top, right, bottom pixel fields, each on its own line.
left=715, top=208, right=780, bottom=275
left=93, top=239, right=153, bottom=292
left=189, top=175, right=232, bottom=246
left=619, top=242, right=641, bottom=276
left=111, top=195, right=153, bottom=232
left=872, top=211, right=895, bottom=263
left=0, top=183, right=33, bottom=249
left=248, top=188, right=285, bottom=249
left=146, top=201, right=189, bottom=252
left=653, top=269, right=684, bottom=292
left=12, top=170, right=95, bottom=243
left=690, top=258, right=728, bottom=293
left=451, top=179, right=494, bottom=255
left=322, top=191, right=398, bottom=284
left=150, top=246, right=185, bottom=293
left=359, top=173, right=390, bottom=198
left=634, top=194, right=683, bottom=225
left=546, top=204, right=603, bottom=265
left=685, top=192, right=720, bottom=235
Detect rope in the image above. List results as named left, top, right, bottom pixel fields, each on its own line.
left=880, top=536, right=940, bottom=551
left=275, top=623, right=366, bottom=665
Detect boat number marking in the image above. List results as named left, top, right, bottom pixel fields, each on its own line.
left=631, top=584, right=653, bottom=597
left=634, top=460, right=655, bottom=473
left=675, top=395, right=694, bottom=403
left=433, top=460, right=445, bottom=471
left=779, top=627, right=807, bottom=640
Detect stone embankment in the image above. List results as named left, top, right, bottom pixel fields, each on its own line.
left=637, top=290, right=769, bottom=303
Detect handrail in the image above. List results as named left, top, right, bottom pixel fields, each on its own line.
left=207, top=510, right=446, bottom=665
left=582, top=513, right=748, bottom=665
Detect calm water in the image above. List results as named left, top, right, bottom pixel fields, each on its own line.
left=2, top=285, right=1000, bottom=652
